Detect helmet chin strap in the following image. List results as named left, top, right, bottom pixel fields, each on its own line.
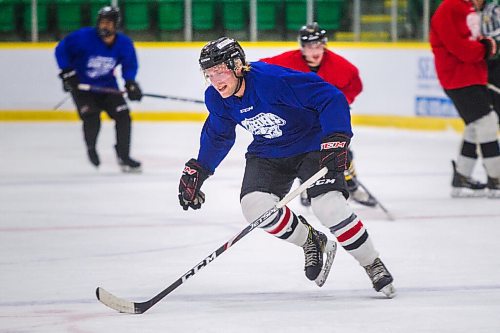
left=232, top=73, right=244, bottom=96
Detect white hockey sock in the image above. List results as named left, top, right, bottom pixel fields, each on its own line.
left=461, top=111, right=500, bottom=178
left=329, top=213, right=378, bottom=266
left=477, top=113, right=500, bottom=178
left=241, top=192, right=308, bottom=247
left=312, top=191, right=378, bottom=266
left=456, top=154, right=477, bottom=177
left=260, top=206, right=308, bottom=246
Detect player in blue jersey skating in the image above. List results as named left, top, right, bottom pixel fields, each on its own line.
left=55, top=6, right=142, bottom=172
left=178, top=37, right=396, bottom=297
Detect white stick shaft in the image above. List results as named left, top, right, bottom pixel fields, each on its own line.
left=276, top=167, right=328, bottom=209
left=487, top=83, right=500, bottom=95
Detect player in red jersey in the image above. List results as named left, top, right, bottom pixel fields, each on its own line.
left=261, top=22, right=376, bottom=207
left=430, top=0, right=499, bottom=197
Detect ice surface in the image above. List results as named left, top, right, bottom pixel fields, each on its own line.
left=0, top=122, right=499, bottom=333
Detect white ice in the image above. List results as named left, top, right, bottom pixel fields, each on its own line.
left=0, top=122, right=499, bottom=333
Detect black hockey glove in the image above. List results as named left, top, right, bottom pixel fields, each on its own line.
left=125, top=80, right=143, bottom=101
left=320, top=133, right=351, bottom=174
left=178, top=158, right=211, bottom=211
left=58, top=68, right=79, bottom=92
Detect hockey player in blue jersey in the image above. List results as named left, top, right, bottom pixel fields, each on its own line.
left=55, top=6, right=142, bottom=172
left=178, top=37, right=396, bottom=297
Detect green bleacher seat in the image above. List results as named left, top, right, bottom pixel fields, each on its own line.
left=157, top=0, right=184, bottom=31
left=316, top=0, right=344, bottom=31
left=0, top=0, right=16, bottom=33
left=192, top=0, right=216, bottom=31
left=122, top=0, right=150, bottom=31
left=221, top=0, right=247, bottom=31
left=285, top=0, right=306, bottom=31
left=257, top=0, right=278, bottom=31
left=89, top=0, right=111, bottom=26
left=23, top=0, right=49, bottom=32
left=55, top=0, right=84, bottom=32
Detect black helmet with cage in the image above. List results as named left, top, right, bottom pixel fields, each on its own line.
left=298, top=22, right=328, bottom=46
left=96, top=6, right=121, bottom=37
left=199, top=37, right=246, bottom=71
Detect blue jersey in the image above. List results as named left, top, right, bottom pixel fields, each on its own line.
left=198, top=61, right=352, bottom=174
left=55, top=27, right=138, bottom=89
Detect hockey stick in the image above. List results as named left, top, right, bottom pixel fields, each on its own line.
left=487, top=83, right=500, bottom=95
left=96, top=167, right=329, bottom=314
left=78, top=84, right=205, bottom=104
left=355, top=178, right=395, bottom=221
left=52, top=94, right=72, bottom=110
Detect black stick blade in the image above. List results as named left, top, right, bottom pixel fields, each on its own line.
left=96, top=287, right=140, bottom=314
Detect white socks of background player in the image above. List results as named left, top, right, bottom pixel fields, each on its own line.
left=457, top=111, right=500, bottom=178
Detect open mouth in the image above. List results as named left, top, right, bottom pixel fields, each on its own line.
left=217, top=84, right=228, bottom=93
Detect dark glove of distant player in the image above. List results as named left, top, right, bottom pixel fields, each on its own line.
left=320, top=133, right=351, bottom=173
left=178, top=158, right=211, bottom=210
left=479, top=37, right=498, bottom=59
left=125, top=80, right=143, bottom=101
left=58, top=68, right=79, bottom=92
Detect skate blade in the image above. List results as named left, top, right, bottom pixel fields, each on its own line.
left=315, top=241, right=337, bottom=287
left=380, top=283, right=397, bottom=298
left=487, top=189, right=500, bottom=199
left=451, top=188, right=486, bottom=198
left=351, top=197, right=377, bottom=207
left=120, top=165, right=143, bottom=173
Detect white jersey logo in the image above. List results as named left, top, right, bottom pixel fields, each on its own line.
left=241, top=113, right=286, bottom=139
left=86, top=56, right=116, bottom=78
left=240, top=106, right=253, bottom=113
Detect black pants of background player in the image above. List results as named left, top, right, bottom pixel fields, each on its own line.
left=487, top=58, right=500, bottom=124
left=71, top=90, right=133, bottom=160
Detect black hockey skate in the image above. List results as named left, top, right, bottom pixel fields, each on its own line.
left=363, top=257, right=396, bottom=298
left=115, top=145, right=142, bottom=173
left=487, top=176, right=500, bottom=198
left=300, top=216, right=337, bottom=287
left=87, top=147, right=100, bottom=167
left=451, top=161, right=486, bottom=198
left=117, top=156, right=142, bottom=173
left=347, top=180, right=377, bottom=207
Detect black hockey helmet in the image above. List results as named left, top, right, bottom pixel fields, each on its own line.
left=97, top=6, right=121, bottom=27
left=199, top=37, right=246, bottom=71
left=298, top=22, right=327, bottom=46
